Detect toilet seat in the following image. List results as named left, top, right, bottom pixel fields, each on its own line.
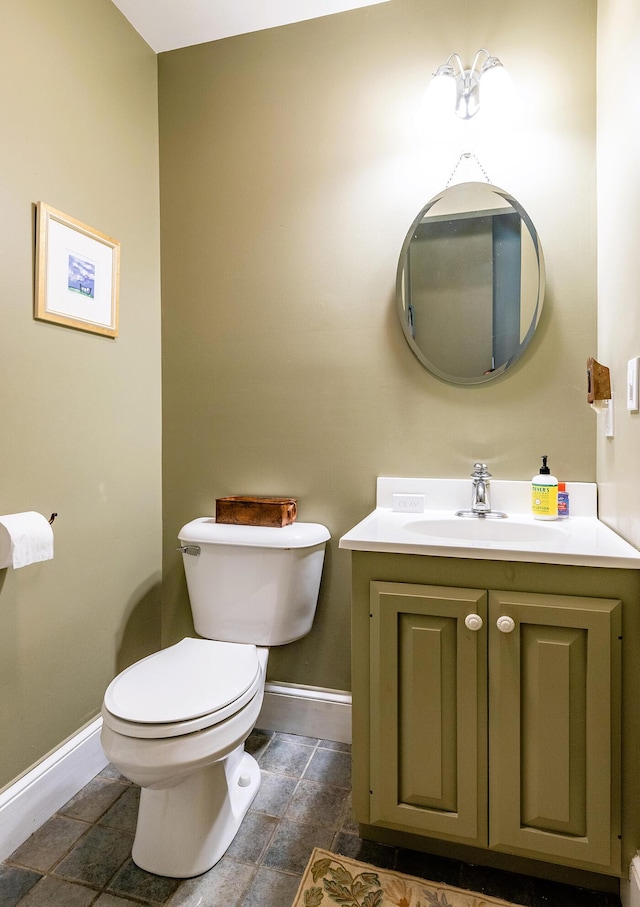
left=102, top=638, right=262, bottom=739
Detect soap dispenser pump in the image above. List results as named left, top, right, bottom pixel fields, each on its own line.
left=532, top=455, right=558, bottom=521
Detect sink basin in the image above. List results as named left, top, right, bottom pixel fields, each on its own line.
left=406, top=517, right=567, bottom=544
left=338, top=478, right=640, bottom=568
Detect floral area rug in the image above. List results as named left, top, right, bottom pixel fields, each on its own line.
left=293, top=848, right=518, bottom=907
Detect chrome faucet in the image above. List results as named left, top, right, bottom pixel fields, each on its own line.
left=456, top=462, right=507, bottom=519
left=471, top=462, right=491, bottom=513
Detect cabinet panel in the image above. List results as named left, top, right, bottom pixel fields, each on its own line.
left=369, top=582, right=487, bottom=843
left=489, top=591, right=621, bottom=872
left=351, top=552, right=638, bottom=879
left=520, top=624, right=587, bottom=835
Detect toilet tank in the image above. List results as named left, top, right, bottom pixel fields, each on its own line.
left=178, top=518, right=330, bottom=646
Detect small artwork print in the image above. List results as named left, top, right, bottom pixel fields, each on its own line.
left=68, top=254, right=96, bottom=300
left=35, top=201, right=120, bottom=338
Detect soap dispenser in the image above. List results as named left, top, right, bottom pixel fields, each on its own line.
left=531, top=455, right=558, bottom=520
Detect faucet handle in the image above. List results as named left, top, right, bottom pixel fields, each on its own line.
left=472, top=462, right=491, bottom=478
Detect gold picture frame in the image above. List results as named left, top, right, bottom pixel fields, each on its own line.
left=35, top=202, right=120, bottom=338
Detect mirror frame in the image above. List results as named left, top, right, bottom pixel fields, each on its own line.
left=396, top=182, right=545, bottom=385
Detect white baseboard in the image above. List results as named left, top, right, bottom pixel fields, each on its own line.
left=258, top=681, right=352, bottom=744
left=0, top=717, right=108, bottom=862
left=621, top=855, right=640, bottom=907
left=0, top=683, right=351, bottom=862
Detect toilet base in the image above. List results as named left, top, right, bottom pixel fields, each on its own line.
left=131, top=744, right=261, bottom=878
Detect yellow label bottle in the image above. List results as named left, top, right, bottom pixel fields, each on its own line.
left=532, top=455, right=558, bottom=520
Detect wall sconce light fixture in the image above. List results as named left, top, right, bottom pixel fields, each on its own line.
left=428, top=49, right=510, bottom=120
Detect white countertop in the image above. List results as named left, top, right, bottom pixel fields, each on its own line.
left=338, top=478, right=640, bottom=569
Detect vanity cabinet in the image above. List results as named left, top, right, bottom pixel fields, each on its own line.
left=350, top=553, right=640, bottom=882
left=368, top=582, right=620, bottom=873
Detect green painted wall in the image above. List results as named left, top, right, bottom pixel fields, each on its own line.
left=158, top=0, right=597, bottom=690
left=0, top=1, right=162, bottom=790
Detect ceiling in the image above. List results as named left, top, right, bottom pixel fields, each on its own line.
left=110, top=0, right=391, bottom=53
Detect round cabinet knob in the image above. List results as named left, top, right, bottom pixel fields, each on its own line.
left=464, top=613, right=483, bottom=631
left=496, top=615, right=516, bottom=634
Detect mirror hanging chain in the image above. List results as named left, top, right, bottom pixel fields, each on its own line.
left=446, top=151, right=491, bottom=188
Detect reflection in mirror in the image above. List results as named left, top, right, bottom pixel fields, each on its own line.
left=397, top=182, right=545, bottom=384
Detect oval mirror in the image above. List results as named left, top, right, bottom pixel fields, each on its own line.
left=396, top=182, right=545, bottom=384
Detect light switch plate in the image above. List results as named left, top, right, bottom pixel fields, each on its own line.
left=627, top=357, right=639, bottom=412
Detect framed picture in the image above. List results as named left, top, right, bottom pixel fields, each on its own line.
left=35, top=202, right=120, bottom=338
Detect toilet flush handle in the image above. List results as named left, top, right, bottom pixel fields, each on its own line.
left=177, top=545, right=201, bottom=556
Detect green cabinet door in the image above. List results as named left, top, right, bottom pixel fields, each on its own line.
left=369, top=581, right=487, bottom=844
left=488, top=590, right=621, bottom=873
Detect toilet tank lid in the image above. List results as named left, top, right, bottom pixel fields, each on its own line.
left=179, top=518, right=330, bottom=549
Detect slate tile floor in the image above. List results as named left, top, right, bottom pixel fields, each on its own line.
left=1, top=730, right=621, bottom=906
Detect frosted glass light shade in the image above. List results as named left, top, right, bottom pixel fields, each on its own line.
left=425, top=69, right=457, bottom=120
left=479, top=63, right=514, bottom=117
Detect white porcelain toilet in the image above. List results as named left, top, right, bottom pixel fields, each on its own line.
left=100, top=517, right=330, bottom=878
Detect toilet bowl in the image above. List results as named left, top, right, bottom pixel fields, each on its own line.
left=101, top=518, right=329, bottom=878
left=101, top=639, right=269, bottom=877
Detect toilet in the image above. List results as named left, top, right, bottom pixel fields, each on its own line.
left=100, top=517, right=330, bottom=878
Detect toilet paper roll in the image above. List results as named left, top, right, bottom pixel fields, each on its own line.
left=0, top=512, right=54, bottom=569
